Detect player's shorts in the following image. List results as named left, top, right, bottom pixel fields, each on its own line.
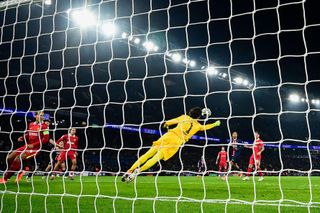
left=152, top=132, right=183, bottom=161
left=231, top=153, right=241, bottom=164
left=57, top=150, right=77, bottom=162
left=249, top=154, right=261, bottom=166
left=14, top=145, right=39, bottom=159
left=219, top=162, right=227, bottom=169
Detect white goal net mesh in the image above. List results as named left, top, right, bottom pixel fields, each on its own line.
left=1, top=0, right=320, bottom=212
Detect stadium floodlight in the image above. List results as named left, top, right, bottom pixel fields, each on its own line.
left=128, top=35, right=133, bottom=41
left=172, top=53, right=182, bottom=62
left=311, top=99, right=316, bottom=104
left=153, top=46, right=159, bottom=52
left=316, top=100, right=320, bottom=105
left=201, top=66, right=206, bottom=70
left=301, top=98, right=305, bottom=102
left=206, top=66, right=218, bottom=75
left=143, top=41, right=156, bottom=51
left=189, top=60, right=196, bottom=67
left=71, top=9, right=96, bottom=28
left=242, top=79, right=249, bottom=86
left=182, top=58, right=189, bottom=64
left=134, top=38, right=140, bottom=44
left=121, top=32, right=128, bottom=39
left=100, top=22, right=116, bottom=37
left=44, top=0, right=52, bottom=5
left=289, top=94, right=300, bottom=103
left=222, top=73, right=227, bottom=78
left=234, top=77, right=244, bottom=84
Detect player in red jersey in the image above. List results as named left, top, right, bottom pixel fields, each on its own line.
left=216, top=147, right=228, bottom=177
left=50, top=128, right=78, bottom=180
left=0, top=111, right=50, bottom=184
left=243, top=131, right=264, bottom=181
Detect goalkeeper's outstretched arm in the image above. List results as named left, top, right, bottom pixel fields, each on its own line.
left=200, top=120, right=221, bottom=131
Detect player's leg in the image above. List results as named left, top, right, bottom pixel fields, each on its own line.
left=242, top=155, right=254, bottom=180
left=61, top=162, right=67, bottom=178
left=139, top=151, right=164, bottom=172
left=127, top=146, right=158, bottom=173
left=68, top=152, right=77, bottom=180
left=255, top=159, right=264, bottom=181
left=127, top=151, right=164, bottom=182
left=2, top=152, right=28, bottom=183
left=50, top=151, right=66, bottom=180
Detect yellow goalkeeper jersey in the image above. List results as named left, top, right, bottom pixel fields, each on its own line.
left=164, top=115, right=217, bottom=142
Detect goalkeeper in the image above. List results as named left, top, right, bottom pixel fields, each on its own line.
left=122, top=107, right=221, bottom=182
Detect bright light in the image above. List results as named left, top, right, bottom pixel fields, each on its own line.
left=128, top=35, right=133, bottom=41
left=316, top=100, right=320, bottom=105
left=311, top=99, right=316, bottom=104
left=153, top=46, right=159, bottom=52
left=172, top=53, right=182, bottom=62
left=71, top=9, right=96, bottom=28
left=44, top=0, right=52, bottom=5
left=234, top=77, right=243, bottom=84
left=189, top=60, right=196, bottom=67
left=143, top=41, right=156, bottom=51
left=122, top=32, right=128, bottom=39
left=242, top=79, right=249, bottom=86
left=206, top=67, right=218, bottom=75
left=134, top=38, right=140, bottom=44
left=222, top=73, right=227, bottom=78
left=182, top=58, right=189, bottom=64
left=100, top=22, right=116, bottom=37
left=289, top=94, right=300, bottom=103
left=201, top=66, right=206, bottom=70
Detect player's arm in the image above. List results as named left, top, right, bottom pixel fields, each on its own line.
left=258, top=145, right=265, bottom=155
left=200, top=120, right=221, bottom=131
left=216, top=152, right=220, bottom=164
left=54, top=135, right=66, bottom=148
left=163, top=115, right=184, bottom=128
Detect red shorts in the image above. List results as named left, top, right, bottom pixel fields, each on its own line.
left=219, top=161, right=227, bottom=169
left=57, top=150, right=77, bottom=162
left=14, top=145, right=39, bottom=159
left=249, top=154, right=261, bottom=166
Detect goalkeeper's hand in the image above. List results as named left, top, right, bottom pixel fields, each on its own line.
left=213, top=120, right=221, bottom=127
left=163, top=123, right=169, bottom=129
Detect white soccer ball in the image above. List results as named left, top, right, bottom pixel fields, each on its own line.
left=201, top=108, right=211, bottom=117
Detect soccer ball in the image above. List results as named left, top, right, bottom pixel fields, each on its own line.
left=201, top=108, right=211, bottom=117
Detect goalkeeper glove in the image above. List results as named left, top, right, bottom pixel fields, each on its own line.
left=213, top=120, right=221, bottom=127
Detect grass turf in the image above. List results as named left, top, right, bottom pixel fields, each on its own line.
left=1, top=175, right=320, bottom=212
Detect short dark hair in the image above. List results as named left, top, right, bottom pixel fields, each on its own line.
left=188, top=107, right=202, bottom=119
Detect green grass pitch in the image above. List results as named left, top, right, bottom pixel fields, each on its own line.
left=1, top=175, right=320, bottom=212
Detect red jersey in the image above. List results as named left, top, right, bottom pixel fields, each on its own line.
left=26, top=122, right=50, bottom=148
left=56, top=134, right=78, bottom=150
left=218, top=151, right=227, bottom=163
left=253, top=139, right=264, bottom=155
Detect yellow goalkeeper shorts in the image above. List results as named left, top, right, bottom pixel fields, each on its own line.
left=152, top=132, right=184, bottom=161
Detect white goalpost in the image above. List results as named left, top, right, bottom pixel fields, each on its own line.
left=0, top=0, right=319, bottom=212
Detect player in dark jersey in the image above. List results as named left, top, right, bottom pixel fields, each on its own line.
left=229, top=132, right=243, bottom=176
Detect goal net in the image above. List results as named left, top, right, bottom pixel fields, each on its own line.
left=1, top=0, right=320, bottom=212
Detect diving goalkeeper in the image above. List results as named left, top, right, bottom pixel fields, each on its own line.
left=122, top=107, right=221, bottom=182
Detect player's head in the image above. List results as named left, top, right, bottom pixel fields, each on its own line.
left=34, top=111, right=45, bottom=122
left=255, top=131, right=260, bottom=139
left=69, top=128, right=76, bottom=135
left=221, top=147, right=225, bottom=151
left=232, top=131, right=238, bottom=139
left=188, top=107, right=202, bottom=119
